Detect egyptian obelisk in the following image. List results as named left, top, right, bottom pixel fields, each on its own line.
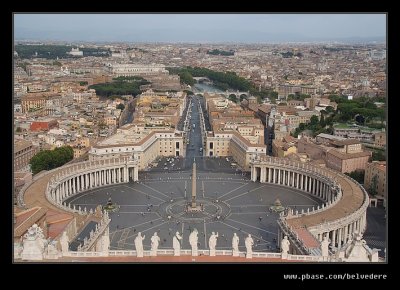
left=191, top=159, right=197, bottom=208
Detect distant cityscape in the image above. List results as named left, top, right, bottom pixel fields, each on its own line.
left=13, top=14, right=387, bottom=264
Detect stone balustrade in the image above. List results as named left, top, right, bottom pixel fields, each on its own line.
left=63, top=248, right=326, bottom=262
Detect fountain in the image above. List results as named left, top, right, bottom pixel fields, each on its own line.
left=269, top=198, right=285, bottom=212
left=102, top=197, right=119, bottom=212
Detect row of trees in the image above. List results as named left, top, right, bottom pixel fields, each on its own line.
left=14, top=44, right=110, bottom=59
left=88, top=77, right=149, bottom=97
left=207, top=49, right=234, bottom=56
left=287, top=93, right=310, bottom=101
left=30, top=146, right=74, bottom=175
left=167, top=67, right=277, bottom=104
left=328, top=95, right=385, bottom=125
left=345, top=170, right=365, bottom=184
left=291, top=94, right=386, bottom=138
left=167, top=66, right=253, bottom=91
left=292, top=114, right=334, bottom=138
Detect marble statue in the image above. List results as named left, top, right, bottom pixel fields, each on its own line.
left=321, top=235, right=330, bottom=258
left=209, top=232, right=219, bottom=256
left=134, top=232, right=145, bottom=257
left=281, top=235, right=290, bottom=258
left=60, top=231, right=69, bottom=254
left=46, top=240, right=60, bottom=259
left=21, top=224, right=46, bottom=261
left=150, top=232, right=160, bottom=257
left=173, top=231, right=183, bottom=256
left=14, top=242, right=23, bottom=259
left=245, top=234, right=254, bottom=258
left=232, top=233, right=239, bottom=257
left=189, top=228, right=199, bottom=256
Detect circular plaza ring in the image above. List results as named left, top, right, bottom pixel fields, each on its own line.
left=158, top=197, right=231, bottom=224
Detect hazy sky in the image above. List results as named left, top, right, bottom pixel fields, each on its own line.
left=14, top=14, right=386, bottom=43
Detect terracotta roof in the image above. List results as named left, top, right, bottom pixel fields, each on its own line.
left=327, top=149, right=371, bottom=160
left=14, top=207, right=47, bottom=237
left=294, top=228, right=320, bottom=248
left=287, top=172, right=365, bottom=228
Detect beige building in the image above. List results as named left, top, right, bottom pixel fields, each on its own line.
left=88, top=90, right=188, bottom=169
left=204, top=94, right=266, bottom=170
left=364, top=161, right=386, bottom=204
left=14, top=140, right=39, bottom=171
left=105, top=115, right=118, bottom=126
left=272, top=136, right=298, bottom=157
left=298, top=136, right=372, bottom=173
left=73, top=147, right=88, bottom=159
left=374, top=131, right=386, bottom=148
left=89, top=125, right=185, bottom=170
left=325, top=149, right=371, bottom=173
left=206, top=131, right=266, bottom=170
left=105, top=63, right=168, bottom=77
left=21, top=95, right=47, bottom=113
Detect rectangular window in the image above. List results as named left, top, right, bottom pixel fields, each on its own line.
left=210, top=142, right=214, bottom=149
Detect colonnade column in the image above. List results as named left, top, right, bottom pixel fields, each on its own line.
left=332, top=229, right=336, bottom=248
left=124, top=166, right=128, bottom=182
left=304, top=176, right=308, bottom=192
left=344, top=224, right=348, bottom=244
left=268, top=168, right=272, bottom=183
left=278, top=169, right=281, bottom=185
left=134, top=166, right=139, bottom=182
left=337, top=227, right=342, bottom=249
left=260, top=167, right=266, bottom=183
left=77, top=176, right=81, bottom=192
left=68, top=179, right=72, bottom=196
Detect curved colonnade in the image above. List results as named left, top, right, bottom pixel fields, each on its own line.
left=44, top=158, right=139, bottom=214
left=250, top=156, right=369, bottom=254
left=20, top=156, right=368, bottom=258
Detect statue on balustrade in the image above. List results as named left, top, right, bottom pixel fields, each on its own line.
left=281, top=235, right=290, bottom=255
left=173, top=231, right=183, bottom=256
left=150, top=232, right=160, bottom=256
left=189, top=228, right=199, bottom=256
left=134, top=232, right=145, bottom=257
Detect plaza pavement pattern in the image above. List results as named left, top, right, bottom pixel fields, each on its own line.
left=66, top=169, right=322, bottom=254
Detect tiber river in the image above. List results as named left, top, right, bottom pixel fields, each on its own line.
left=193, top=82, right=223, bottom=93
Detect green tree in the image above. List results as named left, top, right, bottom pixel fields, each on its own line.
left=372, top=150, right=386, bottom=161
left=30, top=146, right=73, bottom=175
left=369, top=174, right=378, bottom=196
left=325, top=106, right=335, bottom=114
left=345, top=170, right=365, bottom=184
left=16, top=127, right=22, bottom=133
left=88, top=77, right=149, bottom=98
left=319, top=113, right=325, bottom=127
left=287, top=94, right=295, bottom=100
left=310, top=115, right=319, bottom=125
left=116, top=103, right=125, bottom=111
left=179, top=71, right=195, bottom=86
